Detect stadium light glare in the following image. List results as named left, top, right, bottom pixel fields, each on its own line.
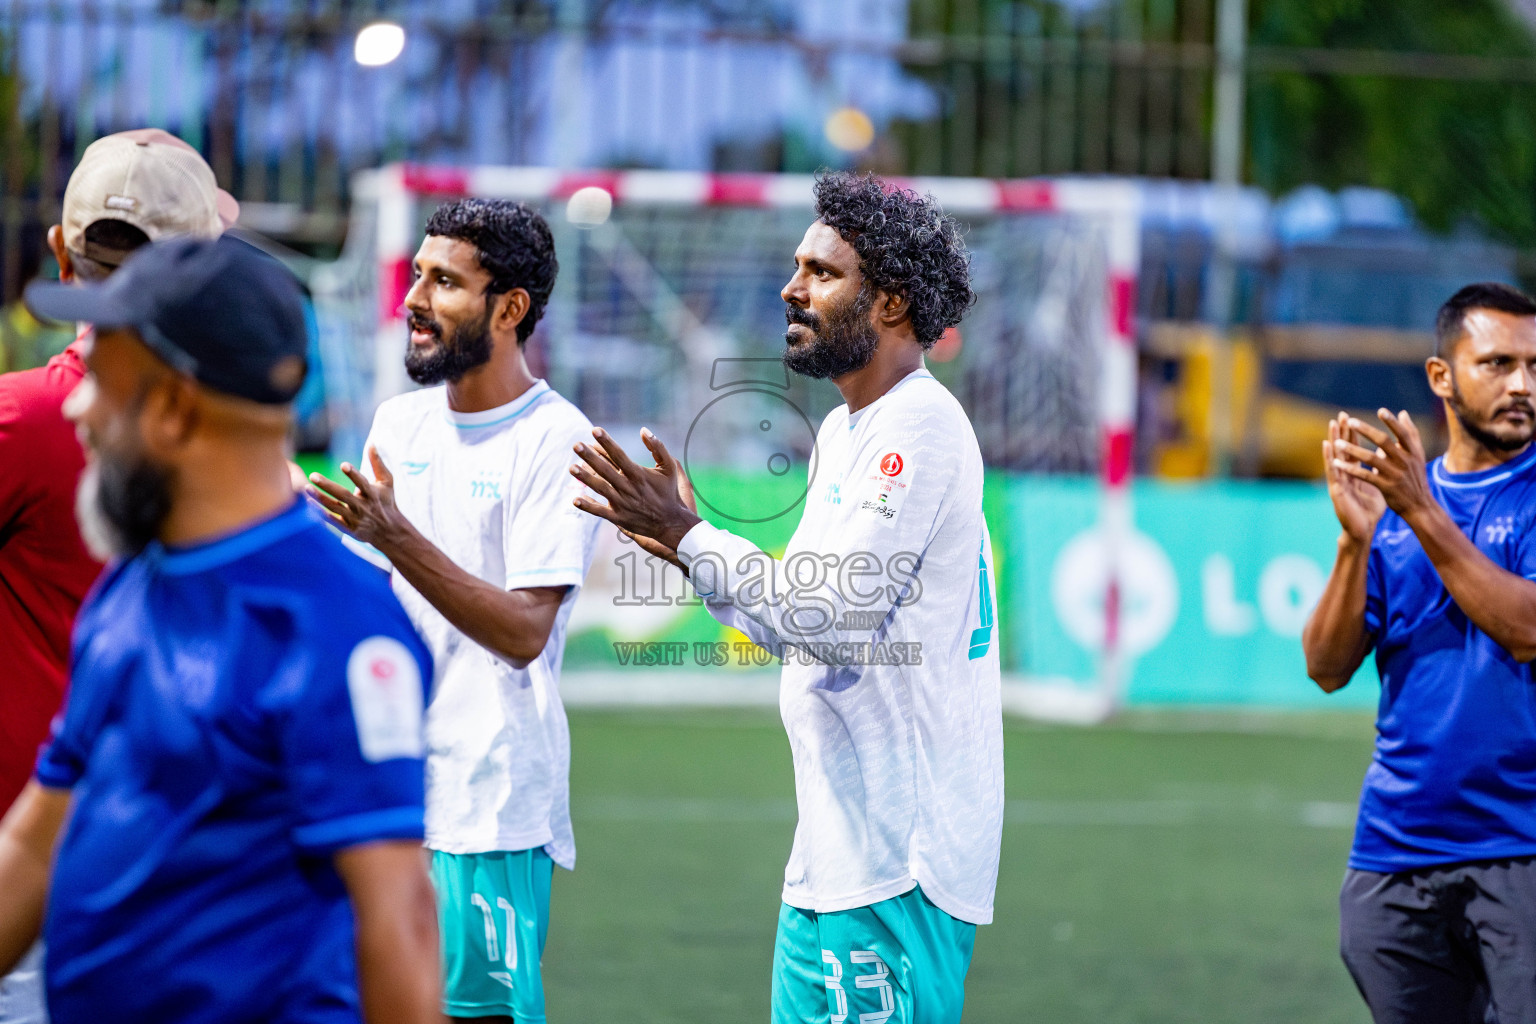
left=354, top=22, right=406, bottom=67
left=824, top=107, right=875, bottom=152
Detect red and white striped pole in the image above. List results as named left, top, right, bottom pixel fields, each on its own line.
left=1058, top=182, right=1141, bottom=711
left=373, top=164, right=417, bottom=409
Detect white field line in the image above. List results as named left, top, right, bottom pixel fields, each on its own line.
left=571, top=796, right=1359, bottom=829
left=562, top=671, right=781, bottom=707
left=562, top=672, right=1100, bottom=714
left=563, top=673, right=1081, bottom=713
left=561, top=672, right=1375, bottom=739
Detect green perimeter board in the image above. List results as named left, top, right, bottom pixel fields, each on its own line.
left=304, top=448, right=1378, bottom=710
left=291, top=460, right=823, bottom=547
left=1010, top=476, right=1378, bottom=708
left=297, top=457, right=853, bottom=668
left=481, top=462, right=1018, bottom=672
left=563, top=466, right=808, bottom=668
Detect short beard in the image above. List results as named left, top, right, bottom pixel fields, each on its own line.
left=404, top=304, right=495, bottom=386
left=782, top=284, right=879, bottom=380
left=1449, top=377, right=1535, bottom=454
left=74, top=452, right=173, bottom=562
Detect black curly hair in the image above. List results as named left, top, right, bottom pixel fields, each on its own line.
left=811, top=171, right=975, bottom=349
left=425, top=198, right=559, bottom=346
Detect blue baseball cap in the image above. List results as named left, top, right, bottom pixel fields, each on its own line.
left=26, top=234, right=308, bottom=405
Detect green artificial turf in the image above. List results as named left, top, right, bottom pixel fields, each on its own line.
left=544, top=707, right=1377, bottom=1023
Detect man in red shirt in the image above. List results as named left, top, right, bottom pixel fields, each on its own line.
left=0, top=130, right=230, bottom=1023
left=0, top=130, right=231, bottom=815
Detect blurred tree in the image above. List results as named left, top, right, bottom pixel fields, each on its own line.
left=0, top=27, right=59, bottom=371
left=1249, top=0, right=1536, bottom=244
left=894, top=0, right=1216, bottom=180
left=896, top=0, right=1536, bottom=247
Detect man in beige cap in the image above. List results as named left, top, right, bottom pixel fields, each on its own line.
left=46, top=128, right=234, bottom=281
left=0, top=129, right=229, bottom=1024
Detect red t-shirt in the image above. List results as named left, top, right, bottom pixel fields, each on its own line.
left=0, top=339, right=102, bottom=812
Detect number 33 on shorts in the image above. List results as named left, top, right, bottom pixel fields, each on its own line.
left=822, top=948, right=896, bottom=1024
left=771, top=889, right=976, bottom=1024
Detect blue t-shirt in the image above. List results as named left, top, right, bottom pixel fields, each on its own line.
left=35, top=500, right=432, bottom=1024
left=1353, top=444, right=1536, bottom=872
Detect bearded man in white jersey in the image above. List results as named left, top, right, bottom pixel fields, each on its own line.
left=308, top=199, right=600, bottom=1024
left=571, top=171, right=1003, bottom=1024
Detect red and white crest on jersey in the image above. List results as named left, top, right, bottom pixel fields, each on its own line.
left=859, top=449, right=914, bottom=525
left=346, top=636, right=424, bottom=763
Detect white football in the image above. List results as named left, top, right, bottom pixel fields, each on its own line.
left=566, top=186, right=614, bottom=228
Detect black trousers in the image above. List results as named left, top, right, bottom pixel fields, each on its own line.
left=1341, top=858, right=1536, bottom=1024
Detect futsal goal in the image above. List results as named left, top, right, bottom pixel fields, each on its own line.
left=311, top=165, right=1141, bottom=719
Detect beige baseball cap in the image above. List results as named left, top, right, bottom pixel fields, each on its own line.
left=61, top=129, right=235, bottom=266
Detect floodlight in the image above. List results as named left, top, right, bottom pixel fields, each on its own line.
left=355, top=22, right=406, bottom=67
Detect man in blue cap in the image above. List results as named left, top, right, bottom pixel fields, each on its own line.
left=0, top=235, right=443, bottom=1024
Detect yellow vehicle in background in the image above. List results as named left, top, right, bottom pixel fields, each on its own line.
left=1139, top=185, right=1511, bottom=480
left=1147, top=323, right=1444, bottom=479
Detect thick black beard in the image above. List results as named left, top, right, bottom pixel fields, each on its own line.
left=404, top=304, right=495, bottom=386
left=77, top=451, right=173, bottom=560
left=782, top=285, right=879, bottom=380
left=1449, top=378, right=1535, bottom=454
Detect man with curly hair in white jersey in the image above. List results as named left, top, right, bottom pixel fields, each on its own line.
left=570, top=171, right=1003, bottom=1024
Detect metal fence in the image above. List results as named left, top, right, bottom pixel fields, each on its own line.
left=0, top=4, right=1439, bottom=298
left=3, top=1, right=1534, bottom=375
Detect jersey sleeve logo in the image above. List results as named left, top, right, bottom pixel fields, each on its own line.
left=859, top=449, right=914, bottom=524
left=345, top=636, right=425, bottom=763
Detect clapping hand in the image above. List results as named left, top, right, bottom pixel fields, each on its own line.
left=1326, top=408, right=1432, bottom=531
left=307, top=446, right=411, bottom=552
left=571, top=427, right=701, bottom=567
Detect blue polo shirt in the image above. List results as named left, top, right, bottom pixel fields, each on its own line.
left=1353, top=443, right=1536, bottom=872
left=35, top=500, right=431, bottom=1024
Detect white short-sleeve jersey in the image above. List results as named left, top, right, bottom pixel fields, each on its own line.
left=361, top=380, right=601, bottom=868
left=676, top=368, right=1004, bottom=925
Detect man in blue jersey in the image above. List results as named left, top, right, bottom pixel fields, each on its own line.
left=1304, top=282, right=1536, bottom=1024
left=0, top=235, right=443, bottom=1024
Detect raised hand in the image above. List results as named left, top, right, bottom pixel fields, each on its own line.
left=307, top=446, right=413, bottom=552
left=570, top=427, right=701, bottom=556
left=1323, top=412, right=1387, bottom=544
left=616, top=430, right=699, bottom=567
left=1329, top=408, right=1433, bottom=525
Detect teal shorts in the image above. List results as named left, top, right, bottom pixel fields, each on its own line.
left=430, top=847, right=554, bottom=1022
left=771, top=885, right=977, bottom=1024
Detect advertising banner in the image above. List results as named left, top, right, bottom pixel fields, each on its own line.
left=560, top=467, right=1377, bottom=710
left=1008, top=477, right=1377, bottom=708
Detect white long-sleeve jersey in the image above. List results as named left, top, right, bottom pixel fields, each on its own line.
left=676, top=368, right=1004, bottom=925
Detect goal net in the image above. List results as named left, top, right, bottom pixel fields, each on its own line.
left=311, top=166, right=1139, bottom=717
